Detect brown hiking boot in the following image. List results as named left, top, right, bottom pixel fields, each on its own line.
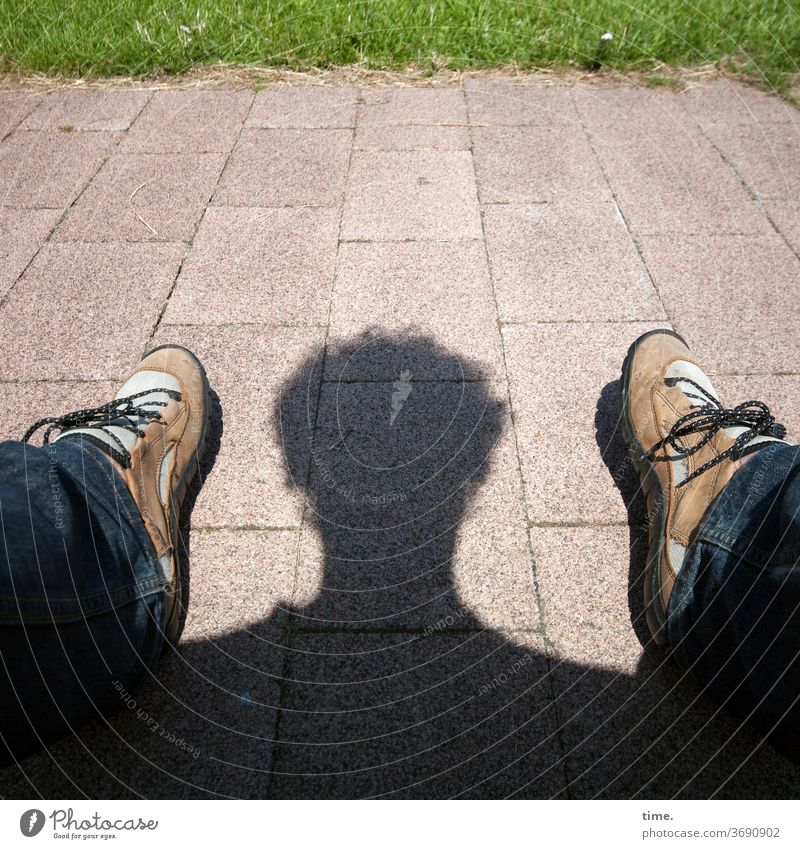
left=22, top=344, right=210, bottom=644
left=620, top=329, right=787, bottom=645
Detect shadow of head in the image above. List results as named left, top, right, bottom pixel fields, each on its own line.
left=273, top=330, right=507, bottom=625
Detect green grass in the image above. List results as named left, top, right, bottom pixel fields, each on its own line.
left=1, top=1, right=798, bottom=91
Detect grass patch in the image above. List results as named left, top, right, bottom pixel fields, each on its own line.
left=0, top=1, right=798, bottom=92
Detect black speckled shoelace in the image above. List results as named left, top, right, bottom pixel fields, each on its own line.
left=22, top=389, right=181, bottom=469
left=647, top=376, right=786, bottom=488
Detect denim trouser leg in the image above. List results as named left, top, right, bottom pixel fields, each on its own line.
left=0, top=439, right=166, bottom=765
left=668, top=443, right=800, bottom=757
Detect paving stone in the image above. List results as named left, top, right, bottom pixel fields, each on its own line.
left=705, top=122, right=800, bottom=200
left=0, top=646, right=282, bottom=799
left=0, top=380, right=117, bottom=442
left=359, top=87, right=466, bottom=126
left=679, top=79, right=800, bottom=128
left=465, top=78, right=580, bottom=125
left=534, top=525, right=800, bottom=798
left=573, top=86, right=770, bottom=233
left=150, top=323, right=325, bottom=529
left=573, top=85, right=694, bottom=135
left=121, top=89, right=253, bottom=153
left=327, top=241, right=503, bottom=379
left=584, top=120, right=769, bottom=235
left=289, top=380, right=537, bottom=631
left=638, top=235, right=800, bottom=374
left=181, top=529, right=297, bottom=637
left=0, top=130, right=119, bottom=208
left=354, top=124, right=469, bottom=150
left=472, top=125, right=610, bottom=203
left=604, top=140, right=768, bottom=235
left=534, top=525, right=651, bottom=670
left=0, top=91, right=41, bottom=139
left=55, top=152, right=226, bottom=242
left=21, top=89, right=150, bottom=132
left=0, top=242, right=184, bottom=380
left=213, top=128, right=351, bottom=207
left=247, top=85, right=357, bottom=128
left=0, top=207, right=61, bottom=298
left=270, top=632, right=566, bottom=798
left=341, top=150, right=482, bottom=240
left=764, top=198, right=800, bottom=253
left=163, top=206, right=338, bottom=325
left=0, top=532, right=291, bottom=798
left=502, top=321, right=670, bottom=525
left=1, top=81, right=797, bottom=802
left=483, top=202, right=665, bottom=322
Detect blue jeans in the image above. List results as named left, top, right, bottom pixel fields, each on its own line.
left=1, top=440, right=798, bottom=764
left=0, top=440, right=166, bottom=765
left=668, top=443, right=800, bottom=758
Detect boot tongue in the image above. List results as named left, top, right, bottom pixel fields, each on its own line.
left=52, top=370, right=182, bottom=459
left=51, top=398, right=168, bottom=458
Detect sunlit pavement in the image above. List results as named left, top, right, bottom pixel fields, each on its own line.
left=1, top=80, right=799, bottom=798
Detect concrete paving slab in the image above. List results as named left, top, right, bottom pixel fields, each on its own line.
left=502, top=321, right=671, bottom=525
left=150, top=323, right=325, bottom=529
left=465, top=78, right=581, bottom=126
left=639, top=234, right=800, bottom=374
left=679, top=79, right=800, bottom=127
left=705, top=121, right=800, bottom=200
left=0, top=82, right=797, bottom=800
left=534, top=525, right=651, bottom=670
left=572, top=85, right=694, bottom=135
left=587, top=125, right=769, bottom=235
left=327, top=241, right=503, bottom=379
left=248, top=86, right=358, bottom=128
left=573, top=86, right=772, bottom=233
left=214, top=128, right=351, bottom=207
left=54, top=152, right=227, bottom=242
left=550, top=643, right=800, bottom=798
left=0, top=207, right=61, bottom=298
left=354, top=124, right=470, bottom=150
left=163, top=206, right=338, bottom=325
left=289, top=380, right=538, bottom=631
left=359, top=87, right=466, bottom=126
left=181, top=529, right=298, bottom=635
left=764, top=197, right=800, bottom=253
left=21, top=89, right=150, bottom=132
left=0, top=242, right=184, bottom=380
left=484, top=202, right=665, bottom=322
left=120, top=89, right=253, bottom=153
left=0, top=91, right=41, bottom=139
left=0, top=129, right=119, bottom=208
left=0, top=380, right=118, bottom=442
left=535, top=525, right=800, bottom=798
left=341, top=149, right=481, bottom=240
left=472, top=125, right=610, bottom=203
left=270, top=632, right=566, bottom=798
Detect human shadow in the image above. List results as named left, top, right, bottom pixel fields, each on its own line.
left=1, top=334, right=798, bottom=799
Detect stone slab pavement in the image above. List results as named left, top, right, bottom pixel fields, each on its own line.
left=1, top=78, right=799, bottom=799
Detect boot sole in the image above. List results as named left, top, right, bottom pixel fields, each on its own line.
left=148, top=343, right=211, bottom=646
left=619, top=328, right=687, bottom=646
